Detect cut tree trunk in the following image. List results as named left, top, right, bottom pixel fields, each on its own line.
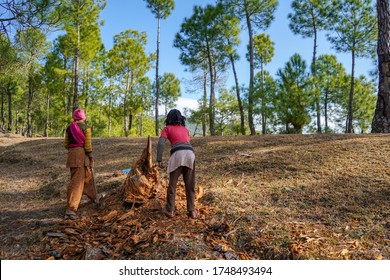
left=123, top=136, right=161, bottom=206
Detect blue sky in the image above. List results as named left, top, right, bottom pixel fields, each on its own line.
left=100, top=0, right=376, bottom=111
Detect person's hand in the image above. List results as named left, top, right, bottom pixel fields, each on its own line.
left=89, top=158, right=94, bottom=168
left=158, top=161, right=164, bottom=169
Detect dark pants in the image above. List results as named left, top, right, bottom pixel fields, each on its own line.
left=166, top=164, right=196, bottom=213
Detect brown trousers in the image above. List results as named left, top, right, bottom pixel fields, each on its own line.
left=166, top=164, right=196, bottom=213
left=66, top=147, right=97, bottom=213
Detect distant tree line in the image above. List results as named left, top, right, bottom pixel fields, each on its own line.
left=0, top=0, right=387, bottom=137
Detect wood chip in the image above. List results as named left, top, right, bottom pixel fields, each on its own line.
left=102, top=210, right=118, bottom=221
left=46, top=232, right=66, bottom=238
left=64, top=228, right=80, bottom=235
left=118, top=210, right=135, bottom=221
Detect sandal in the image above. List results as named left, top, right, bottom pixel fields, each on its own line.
left=162, top=207, right=175, bottom=218
left=188, top=208, right=199, bottom=219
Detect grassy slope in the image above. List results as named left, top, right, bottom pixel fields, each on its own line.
left=0, top=133, right=389, bottom=259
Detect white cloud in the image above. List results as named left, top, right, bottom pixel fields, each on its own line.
left=176, top=97, right=199, bottom=112
left=157, top=97, right=199, bottom=118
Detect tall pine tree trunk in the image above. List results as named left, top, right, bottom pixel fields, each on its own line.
left=325, top=89, right=329, bottom=132
left=229, top=51, right=245, bottom=135
left=27, top=74, right=34, bottom=137
left=346, top=49, right=356, bottom=133
left=108, top=78, right=113, bottom=136
left=155, top=15, right=161, bottom=136
left=63, top=59, right=72, bottom=136
left=63, top=57, right=68, bottom=116
left=261, top=63, right=266, bottom=134
left=1, top=88, right=5, bottom=131
left=124, top=76, right=130, bottom=137
left=371, top=0, right=390, bottom=132
left=202, top=70, right=207, bottom=137
left=84, top=69, right=89, bottom=115
left=315, top=90, right=321, bottom=133
left=73, top=20, right=80, bottom=112
left=245, top=4, right=256, bottom=135
left=140, top=95, right=144, bottom=137
left=313, top=27, right=321, bottom=133
left=206, top=40, right=216, bottom=136
left=128, top=80, right=134, bottom=134
left=16, top=110, right=20, bottom=134
left=44, top=91, right=50, bottom=137
left=98, top=102, right=102, bottom=137
left=7, top=81, right=12, bottom=132
left=129, top=112, right=133, bottom=134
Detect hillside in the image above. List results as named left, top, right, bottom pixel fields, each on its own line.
left=0, top=132, right=389, bottom=260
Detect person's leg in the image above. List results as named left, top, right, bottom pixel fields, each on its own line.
left=166, top=166, right=183, bottom=213
left=66, top=167, right=85, bottom=215
left=83, top=167, right=98, bottom=203
left=183, top=163, right=196, bottom=213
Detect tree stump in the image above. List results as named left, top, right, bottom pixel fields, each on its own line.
left=123, top=136, right=161, bottom=207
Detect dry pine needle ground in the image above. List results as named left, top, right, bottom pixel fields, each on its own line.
left=0, top=133, right=389, bottom=260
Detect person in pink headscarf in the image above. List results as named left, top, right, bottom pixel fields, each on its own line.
left=64, top=108, right=98, bottom=220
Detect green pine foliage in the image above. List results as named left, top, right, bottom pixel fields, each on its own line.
left=0, top=0, right=379, bottom=137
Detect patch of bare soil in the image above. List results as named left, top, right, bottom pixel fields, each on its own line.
left=0, top=134, right=389, bottom=260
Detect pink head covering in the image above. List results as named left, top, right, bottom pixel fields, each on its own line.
left=73, top=108, right=86, bottom=121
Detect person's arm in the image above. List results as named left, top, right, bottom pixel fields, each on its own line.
left=157, top=137, right=166, bottom=167
left=64, top=129, right=69, bottom=149
left=84, top=127, right=94, bottom=167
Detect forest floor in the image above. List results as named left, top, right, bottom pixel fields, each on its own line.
left=0, top=131, right=389, bottom=260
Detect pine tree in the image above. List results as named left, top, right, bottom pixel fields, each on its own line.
left=288, top=0, right=329, bottom=133
left=276, top=54, right=310, bottom=133
left=252, top=33, right=274, bottom=134
left=143, top=0, right=175, bottom=136
left=371, top=0, right=390, bottom=132
left=221, top=0, right=278, bottom=135
left=174, top=4, right=230, bottom=136
left=326, top=0, right=377, bottom=133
